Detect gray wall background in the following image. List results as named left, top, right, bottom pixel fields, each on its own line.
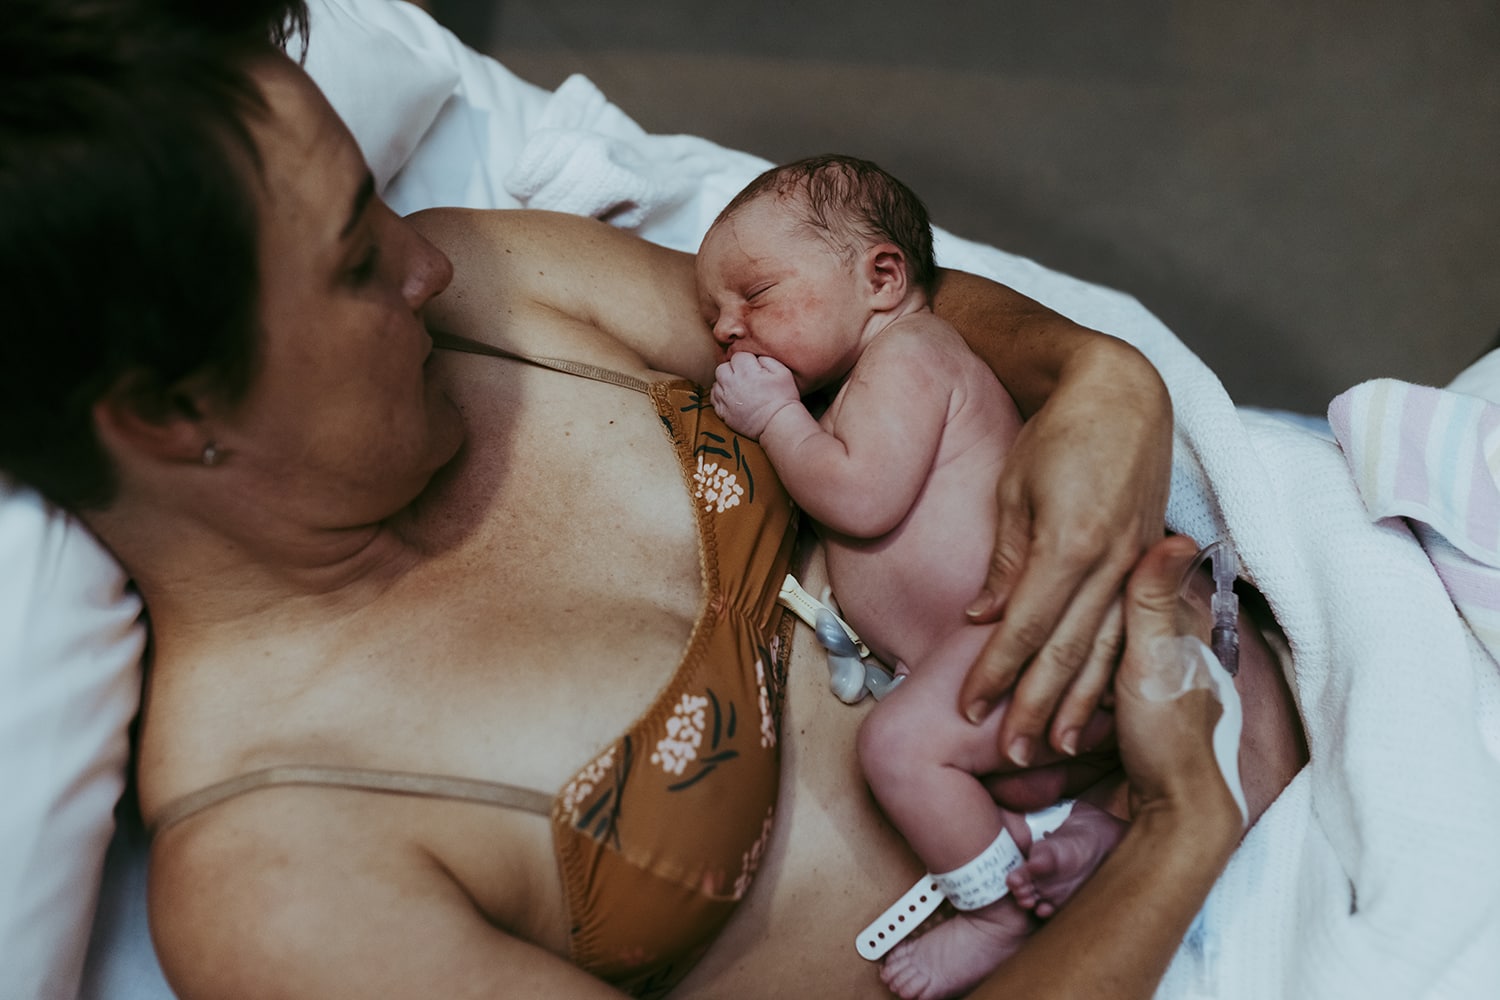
left=428, top=0, right=1499, bottom=413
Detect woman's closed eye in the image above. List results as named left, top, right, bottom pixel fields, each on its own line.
left=346, top=244, right=381, bottom=286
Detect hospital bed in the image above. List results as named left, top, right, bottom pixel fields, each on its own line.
left=4, top=1, right=1498, bottom=997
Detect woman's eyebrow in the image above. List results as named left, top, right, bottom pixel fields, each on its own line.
left=340, top=172, right=376, bottom=239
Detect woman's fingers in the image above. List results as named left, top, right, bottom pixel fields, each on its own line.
left=960, top=521, right=1139, bottom=762
left=962, top=560, right=1114, bottom=761
left=963, top=498, right=1030, bottom=623
left=1112, top=536, right=1244, bottom=824
left=1049, top=597, right=1125, bottom=755
left=958, top=362, right=1170, bottom=762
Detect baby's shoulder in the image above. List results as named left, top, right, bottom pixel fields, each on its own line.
left=872, top=310, right=984, bottom=370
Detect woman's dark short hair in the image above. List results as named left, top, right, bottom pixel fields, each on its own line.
left=0, top=0, right=308, bottom=510
left=714, top=153, right=937, bottom=294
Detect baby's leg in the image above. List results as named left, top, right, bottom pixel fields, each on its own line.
left=1006, top=797, right=1127, bottom=918
left=858, top=626, right=1012, bottom=868
left=859, top=626, right=1036, bottom=1000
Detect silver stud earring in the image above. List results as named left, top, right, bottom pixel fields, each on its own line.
left=201, top=442, right=221, bottom=467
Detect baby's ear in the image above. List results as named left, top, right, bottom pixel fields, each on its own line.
left=863, top=243, right=909, bottom=308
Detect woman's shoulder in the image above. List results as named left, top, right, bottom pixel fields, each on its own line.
left=405, top=209, right=635, bottom=365
left=407, top=207, right=720, bottom=384
left=148, top=792, right=616, bottom=998
left=147, top=795, right=385, bottom=996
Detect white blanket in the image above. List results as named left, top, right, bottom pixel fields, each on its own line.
left=1148, top=373, right=1500, bottom=999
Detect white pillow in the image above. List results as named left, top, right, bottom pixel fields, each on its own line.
left=0, top=481, right=144, bottom=1000
left=2, top=6, right=457, bottom=995
left=290, top=0, right=462, bottom=192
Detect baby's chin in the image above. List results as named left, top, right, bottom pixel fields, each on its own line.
left=802, top=365, right=854, bottom=395
left=800, top=381, right=842, bottom=412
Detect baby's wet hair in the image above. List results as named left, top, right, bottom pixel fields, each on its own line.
left=714, top=154, right=936, bottom=294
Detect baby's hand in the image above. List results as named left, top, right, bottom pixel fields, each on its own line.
left=710, top=353, right=800, bottom=438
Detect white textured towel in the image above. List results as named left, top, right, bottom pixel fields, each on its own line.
left=1125, top=348, right=1500, bottom=998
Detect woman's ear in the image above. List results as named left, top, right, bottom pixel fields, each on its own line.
left=863, top=243, right=910, bottom=310
left=92, top=375, right=214, bottom=466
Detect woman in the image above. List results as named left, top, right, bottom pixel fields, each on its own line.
left=2, top=2, right=1302, bottom=997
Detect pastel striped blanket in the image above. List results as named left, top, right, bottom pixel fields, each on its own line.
left=1329, top=378, right=1500, bottom=659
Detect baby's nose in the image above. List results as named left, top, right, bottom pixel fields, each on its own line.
left=712, top=314, right=744, bottom=345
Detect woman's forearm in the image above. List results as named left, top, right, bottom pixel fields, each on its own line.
left=931, top=268, right=1163, bottom=419
left=929, top=268, right=1091, bottom=417
left=972, top=801, right=1240, bottom=1000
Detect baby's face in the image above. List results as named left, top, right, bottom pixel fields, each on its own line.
left=696, top=195, right=871, bottom=394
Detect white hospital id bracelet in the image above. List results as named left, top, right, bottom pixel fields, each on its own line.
left=855, top=875, right=946, bottom=961
left=856, top=829, right=1025, bottom=962
left=854, top=799, right=1077, bottom=961
left=931, top=828, right=1027, bottom=911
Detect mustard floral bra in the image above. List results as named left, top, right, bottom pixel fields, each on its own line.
left=152, top=337, right=801, bottom=997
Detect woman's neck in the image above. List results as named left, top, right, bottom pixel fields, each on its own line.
left=84, top=497, right=425, bottom=646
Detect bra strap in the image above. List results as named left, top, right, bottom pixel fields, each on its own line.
left=431, top=329, right=652, bottom=393
left=151, top=764, right=554, bottom=836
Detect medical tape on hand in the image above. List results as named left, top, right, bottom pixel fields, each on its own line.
left=1144, top=635, right=1248, bottom=824
left=855, top=799, right=1077, bottom=961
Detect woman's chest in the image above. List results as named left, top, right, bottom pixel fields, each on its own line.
left=422, top=357, right=702, bottom=596
left=235, top=360, right=715, bottom=795
left=368, top=495, right=707, bottom=805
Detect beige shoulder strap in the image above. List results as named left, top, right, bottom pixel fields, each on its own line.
left=431, top=329, right=652, bottom=393
left=151, top=764, right=554, bottom=836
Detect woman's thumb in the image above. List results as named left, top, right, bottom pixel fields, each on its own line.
left=1122, top=535, right=1201, bottom=647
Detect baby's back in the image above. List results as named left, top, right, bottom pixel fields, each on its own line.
left=819, top=316, right=1022, bottom=670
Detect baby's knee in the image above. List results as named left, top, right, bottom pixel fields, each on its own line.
left=857, top=699, right=943, bottom=791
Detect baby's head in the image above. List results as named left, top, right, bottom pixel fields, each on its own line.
left=713, top=154, right=936, bottom=296
left=697, top=156, right=935, bottom=391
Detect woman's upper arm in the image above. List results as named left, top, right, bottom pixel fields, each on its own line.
left=930, top=268, right=1104, bottom=416
left=406, top=207, right=721, bottom=384
left=150, top=822, right=625, bottom=1000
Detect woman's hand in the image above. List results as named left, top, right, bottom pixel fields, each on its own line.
left=960, top=337, right=1173, bottom=764
left=969, top=535, right=1243, bottom=1000
left=1111, top=535, right=1246, bottom=828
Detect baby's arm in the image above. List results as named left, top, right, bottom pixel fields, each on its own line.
left=714, top=322, right=955, bottom=538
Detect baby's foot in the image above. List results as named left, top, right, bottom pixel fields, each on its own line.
left=880, top=903, right=1031, bottom=1000
left=1007, top=803, right=1127, bottom=918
